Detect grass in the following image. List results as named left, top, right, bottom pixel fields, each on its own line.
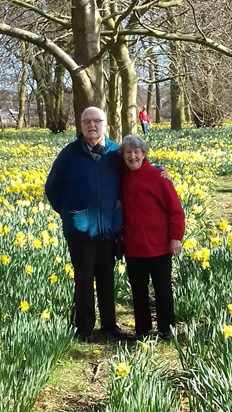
left=32, top=175, right=232, bottom=412
left=33, top=307, right=180, bottom=412
left=211, top=176, right=232, bottom=224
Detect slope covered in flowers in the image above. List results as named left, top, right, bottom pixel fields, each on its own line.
left=0, top=126, right=232, bottom=411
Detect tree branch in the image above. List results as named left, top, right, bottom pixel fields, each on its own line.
left=101, top=28, right=232, bottom=57
left=186, top=0, right=206, bottom=40
left=11, top=0, right=71, bottom=29
left=0, top=23, right=78, bottom=72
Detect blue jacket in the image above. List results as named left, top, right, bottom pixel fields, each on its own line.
left=45, top=134, right=123, bottom=240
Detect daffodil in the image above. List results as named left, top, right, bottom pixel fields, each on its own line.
left=55, top=256, right=62, bottom=263
left=49, top=273, right=58, bottom=283
left=210, top=237, right=222, bottom=247
left=183, top=238, right=198, bottom=249
left=20, top=301, right=30, bottom=312
left=137, top=340, right=148, bottom=351
left=118, top=263, right=126, bottom=275
left=128, top=320, right=135, bottom=327
left=47, top=222, right=58, bottom=230
left=219, top=220, right=228, bottom=232
left=49, top=237, right=58, bottom=246
left=115, top=362, right=131, bottom=378
left=64, top=263, right=73, bottom=274
left=25, top=265, right=33, bottom=275
left=201, top=260, right=210, bottom=270
left=41, top=309, right=51, bottom=320
left=93, top=349, right=102, bottom=355
left=1, top=255, right=10, bottom=265
left=32, top=239, right=42, bottom=249
left=222, top=324, right=232, bottom=338
left=227, top=304, right=232, bottom=315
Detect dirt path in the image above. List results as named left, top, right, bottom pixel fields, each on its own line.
left=212, top=176, right=232, bottom=224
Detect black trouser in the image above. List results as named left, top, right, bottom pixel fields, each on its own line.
left=67, top=237, right=116, bottom=333
left=126, top=254, right=175, bottom=335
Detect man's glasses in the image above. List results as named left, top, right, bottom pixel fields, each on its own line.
left=81, top=119, right=104, bottom=125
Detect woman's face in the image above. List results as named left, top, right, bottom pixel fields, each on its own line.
left=123, top=145, right=145, bottom=171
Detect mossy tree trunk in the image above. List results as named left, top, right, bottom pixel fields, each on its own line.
left=17, top=41, right=27, bottom=129
left=71, top=0, right=104, bottom=133
left=108, top=55, right=122, bottom=142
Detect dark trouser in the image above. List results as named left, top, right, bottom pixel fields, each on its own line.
left=67, top=237, right=116, bottom=333
left=141, top=121, right=148, bottom=134
left=126, top=254, right=175, bottom=335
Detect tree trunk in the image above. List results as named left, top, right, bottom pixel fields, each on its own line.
left=36, top=94, right=45, bottom=128
left=108, top=54, right=122, bottom=142
left=17, top=41, right=27, bottom=129
left=110, top=38, right=138, bottom=137
left=71, top=0, right=105, bottom=132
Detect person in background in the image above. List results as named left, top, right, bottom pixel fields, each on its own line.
left=138, top=105, right=150, bottom=134
left=119, top=135, right=185, bottom=341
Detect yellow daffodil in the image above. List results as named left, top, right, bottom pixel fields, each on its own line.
left=28, top=217, right=35, bottom=225
left=128, top=320, right=135, bottom=327
left=200, top=248, right=210, bottom=261
left=32, top=239, right=42, bottom=249
left=41, top=309, right=51, bottom=320
left=93, top=349, right=102, bottom=355
left=201, top=260, right=210, bottom=270
left=137, top=340, right=148, bottom=351
left=49, top=237, right=58, bottom=246
left=49, top=273, right=58, bottom=283
left=118, top=263, right=126, bottom=275
left=20, top=301, right=30, bottom=312
left=219, top=220, right=228, bottom=232
left=1, top=255, right=10, bottom=265
left=64, top=263, right=73, bottom=274
left=25, top=265, right=33, bottom=275
left=210, top=237, right=222, bottom=247
left=183, top=238, right=198, bottom=249
left=222, top=324, right=232, bottom=338
left=47, top=222, right=58, bottom=230
left=115, top=362, right=131, bottom=378
left=55, top=256, right=62, bottom=263
left=227, top=304, right=232, bottom=315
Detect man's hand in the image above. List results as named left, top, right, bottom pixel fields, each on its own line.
left=160, top=167, right=170, bottom=180
left=170, top=239, right=182, bottom=256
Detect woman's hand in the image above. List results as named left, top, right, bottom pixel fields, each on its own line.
left=170, top=239, right=182, bottom=256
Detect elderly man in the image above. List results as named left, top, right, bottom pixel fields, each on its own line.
left=45, top=107, right=125, bottom=342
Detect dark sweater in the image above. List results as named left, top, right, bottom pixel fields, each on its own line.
left=45, top=134, right=123, bottom=239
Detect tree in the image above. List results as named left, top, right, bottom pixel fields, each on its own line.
left=0, top=0, right=232, bottom=134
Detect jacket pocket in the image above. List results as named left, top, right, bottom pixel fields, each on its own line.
left=69, top=209, right=89, bottom=232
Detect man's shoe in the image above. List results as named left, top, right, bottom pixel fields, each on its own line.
left=135, top=331, right=151, bottom=340
left=75, top=331, right=94, bottom=343
left=158, top=330, right=172, bottom=342
left=100, top=325, right=133, bottom=340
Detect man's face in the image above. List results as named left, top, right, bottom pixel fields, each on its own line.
left=81, top=108, right=105, bottom=146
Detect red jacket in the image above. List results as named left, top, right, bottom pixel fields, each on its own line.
left=122, top=158, right=185, bottom=257
left=139, top=110, right=150, bottom=122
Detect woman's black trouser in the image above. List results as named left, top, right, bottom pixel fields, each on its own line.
left=126, top=254, right=175, bottom=335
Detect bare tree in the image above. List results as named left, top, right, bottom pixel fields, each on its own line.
left=0, top=0, right=232, bottom=133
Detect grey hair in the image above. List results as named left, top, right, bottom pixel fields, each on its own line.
left=119, top=135, right=149, bottom=156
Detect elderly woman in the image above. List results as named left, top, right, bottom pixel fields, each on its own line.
left=119, top=135, right=185, bottom=341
